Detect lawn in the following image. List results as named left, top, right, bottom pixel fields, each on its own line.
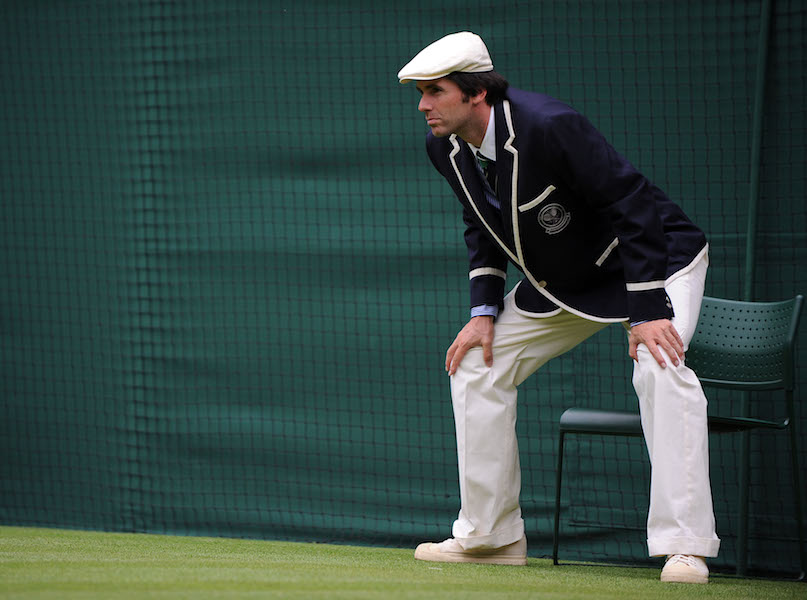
left=0, top=526, right=803, bottom=599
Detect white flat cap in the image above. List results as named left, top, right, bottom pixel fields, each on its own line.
left=398, top=31, right=493, bottom=84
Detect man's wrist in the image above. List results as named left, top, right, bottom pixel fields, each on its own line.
left=471, top=304, right=499, bottom=319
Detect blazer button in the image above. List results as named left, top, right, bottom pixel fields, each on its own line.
left=537, top=280, right=547, bottom=288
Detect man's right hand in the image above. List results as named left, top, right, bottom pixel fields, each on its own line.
left=445, top=315, right=495, bottom=376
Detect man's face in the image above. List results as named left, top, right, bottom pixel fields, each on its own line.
left=415, top=78, right=474, bottom=138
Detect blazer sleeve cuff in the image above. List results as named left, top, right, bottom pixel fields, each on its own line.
left=626, top=288, right=674, bottom=323
left=469, top=269, right=506, bottom=312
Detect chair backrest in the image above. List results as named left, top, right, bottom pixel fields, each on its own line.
left=687, top=295, right=803, bottom=391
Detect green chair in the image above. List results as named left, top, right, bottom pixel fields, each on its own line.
left=552, top=295, right=805, bottom=579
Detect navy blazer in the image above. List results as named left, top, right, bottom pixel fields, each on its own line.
left=425, top=87, right=707, bottom=323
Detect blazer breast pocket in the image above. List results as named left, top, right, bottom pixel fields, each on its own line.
left=518, top=184, right=556, bottom=213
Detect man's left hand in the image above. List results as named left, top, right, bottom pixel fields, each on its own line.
left=628, top=319, right=684, bottom=368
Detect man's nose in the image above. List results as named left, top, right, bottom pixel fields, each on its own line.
left=418, top=96, right=430, bottom=113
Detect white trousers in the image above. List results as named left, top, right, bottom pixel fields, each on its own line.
left=449, top=253, right=721, bottom=557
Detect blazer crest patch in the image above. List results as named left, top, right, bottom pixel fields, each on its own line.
left=538, top=203, right=571, bottom=234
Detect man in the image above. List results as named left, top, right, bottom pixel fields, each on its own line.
left=398, top=32, right=720, bottom=584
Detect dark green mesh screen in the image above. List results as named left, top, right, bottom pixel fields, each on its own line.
left=1, top=0, right=805, bottom=577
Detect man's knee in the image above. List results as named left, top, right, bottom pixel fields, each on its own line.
left=633, top=346, right=704, bottom=397
left=451, top=348, right=524, bottom=395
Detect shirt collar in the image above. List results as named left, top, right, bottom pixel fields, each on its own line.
left=467, top=106, right=496, bottom=161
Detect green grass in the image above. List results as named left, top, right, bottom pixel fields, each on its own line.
left=0, top=527, right=803, bottom=599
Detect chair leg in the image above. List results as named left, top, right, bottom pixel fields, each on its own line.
left=552, top=431, right=566, bottom=565
left=787, top=420, right=806, bottom=580
left=737, top=429, right=750, bottom=576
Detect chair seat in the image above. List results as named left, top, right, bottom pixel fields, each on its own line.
left=559, top=407, right=788, bottom=436
left=559, top=408, right=642, bottom=436
left=706, top=414, right=788, bottom=433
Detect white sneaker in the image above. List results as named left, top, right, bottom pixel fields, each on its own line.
left=660, top=554, right=709, bottom=584
left=414, top=535, right=527, bottom=565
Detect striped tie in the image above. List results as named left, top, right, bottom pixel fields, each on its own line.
left=475, top=153, right=500, bottom=209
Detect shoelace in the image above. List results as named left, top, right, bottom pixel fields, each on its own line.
left=666, top=554, right=701, bottom=568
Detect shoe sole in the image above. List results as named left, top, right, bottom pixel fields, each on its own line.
left=660, top=573, right=708, bottom=584
left=414, top=547, right=527, bottom=566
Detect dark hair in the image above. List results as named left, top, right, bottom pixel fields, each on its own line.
left=445, top=70, right=510, bottom=105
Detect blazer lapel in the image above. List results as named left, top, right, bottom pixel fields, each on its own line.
left=448, top=135, right=517, bottom=263
left=494, top=102, right=516, bottom=238
left=452, top=137, right=502, bottom=225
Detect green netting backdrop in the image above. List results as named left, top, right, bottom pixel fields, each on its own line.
left=1, top=0, right=805, bottom=577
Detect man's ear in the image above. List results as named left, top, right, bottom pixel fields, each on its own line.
left=470, top=88, right=488, bottom=106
